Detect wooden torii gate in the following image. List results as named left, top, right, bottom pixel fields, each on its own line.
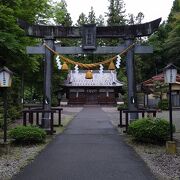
left=18, top=18, right=161, bottom=127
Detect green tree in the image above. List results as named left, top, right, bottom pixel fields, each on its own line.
left=128, top=13, right=135, bottom=25
left=135, top=12, right=144, bottom=24
left=0, top=0, right=50, bottom=121
left=106, top=0, right=126, bottom=25
left=88, top=7, right=96, bottom=24
left=96, top=15, right=105, bottom=26
left=141, top=0, right=180, bottom=81
left=164, top=0, right=180, bottom=66
left=53, top=0, right=72, bottom=26
left=145, top=23, right=169, bottom=77
left=105, top=0, right=126, bottom=46
left=76, top=13, right=88, bottom=26
left=168, top=0, right=180, bottom=23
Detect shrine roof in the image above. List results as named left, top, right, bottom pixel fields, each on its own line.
left=142, top=73, right=180, bottom=86
left=140, top=73, right=180, bottom=93
left=64, top=70, right=123, bottom=87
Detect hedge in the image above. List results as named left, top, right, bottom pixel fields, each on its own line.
left=9, top=125, right=46, bottom=144
left=128, top=118, right=175, bottom=144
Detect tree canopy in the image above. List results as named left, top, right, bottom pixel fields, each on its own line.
left=0, top=0, right=179, bottom=115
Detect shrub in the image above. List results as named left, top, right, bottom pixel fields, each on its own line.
left=0, top=105, right=22, bottom=128
left=0, top=113, right=3, bottom=128
left=158, top=99, right=169, bottom=110
left=128, top=118, right=175, bottom=144
left=52, top=95, right=59, bottom=107
left=9, top=125, right=46, bottom=144
left=8, top=105, right=22, bottom=121
left=117, top=104, right=128, bottom=110
left=0, top=105, right=3, bottom=128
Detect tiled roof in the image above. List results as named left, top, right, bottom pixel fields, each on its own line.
left=142, top=73, right=180, bottom=86
left=65, top=70, right=123, bottom=87
left=140, top=73, right=180, bottom=93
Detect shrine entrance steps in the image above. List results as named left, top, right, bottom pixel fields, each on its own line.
left=13, top=107, right=155, bottom=180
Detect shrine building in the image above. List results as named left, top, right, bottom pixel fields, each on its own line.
left=63, top=70, right=123, bottom=105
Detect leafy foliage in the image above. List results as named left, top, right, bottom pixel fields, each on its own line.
left=0, top=114, right=3, bottom=129
left=88, top=7, right=96, bottom=24
left=106, top=0, right=126, bottom=25
left=9, top=125, right=46, bottom=144
left=52, top=0, right=72, bottom=26
left=128, top=118, right=175, bottom=144
left=164, top=13, right=180, bottom=65
left=117, top=104, right=127, bottom=110
left=76, top=13, right=88, bottom=26
left=158, top=99, right=169, bottom=110
left=143, top=0, right=180, bottom=80
left=128, top=12, right=144, bottom=25
left=8, top=106, right=22, bottom=121
left=0, top=0, right=50, bottom=116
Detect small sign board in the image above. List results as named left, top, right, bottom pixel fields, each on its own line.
left=82, top=24, right=96, bottom=50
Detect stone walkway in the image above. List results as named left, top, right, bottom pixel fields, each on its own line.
left=13, top=107, right=155, bottom=180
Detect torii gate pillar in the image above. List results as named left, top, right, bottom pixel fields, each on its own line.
left=42, top=37, right=54, bottom=128
left=125, top=39, right=138, bottom=119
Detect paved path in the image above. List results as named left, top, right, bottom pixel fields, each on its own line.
left=13, top=107, right=155, bottom=180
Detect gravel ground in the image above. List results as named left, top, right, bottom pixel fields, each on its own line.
left=102, top=107, right=180, bottom=180
left=0, top=144, right=45, bottom=180
left=126, top=138, right=180, bottom=180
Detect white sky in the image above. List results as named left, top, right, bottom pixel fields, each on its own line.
left=65, top=0, right=174, bottom=24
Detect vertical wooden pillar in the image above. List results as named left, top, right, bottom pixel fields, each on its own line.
left=42, top=36, right=55, bottom=128
left=125, top=39, right=138, bottom=119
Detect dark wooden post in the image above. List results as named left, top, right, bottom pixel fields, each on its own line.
left=125, top=39, right=138, bottom=119
left=42, top=37, right=54, bottom=129
left=29, top=111, right=33, bottom=125
left=153, top=111, right=156, bottom=117
left=36, top=112, right=39, bottom=126
left=50, top=112, right=54, bottom=134
left=125, top=112, right=129, bottom=133
left=58, top=109, right=63, bottom=127
left=119, top=109, right=123, bottom=127
left=23, top=111, right=27, bottom=126
left=142, top=112, right=145, bottom=118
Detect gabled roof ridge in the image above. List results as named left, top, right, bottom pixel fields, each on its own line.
left=65, top=70, right=123, bottom=87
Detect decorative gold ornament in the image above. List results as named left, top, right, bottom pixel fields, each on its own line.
left=85, top=70, right=93, bottom=79
left=108, top=61, right=115, bottom=70
left=62, top=62, right=69, bottom=71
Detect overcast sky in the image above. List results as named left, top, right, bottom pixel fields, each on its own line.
left=65, top=0, right=174, bottom=24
